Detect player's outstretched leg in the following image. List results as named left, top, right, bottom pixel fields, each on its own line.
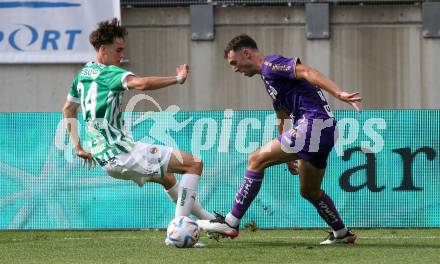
left=298, top=160, right=357, bottom=245
left=197, top=168, right=265, bottom=239
left=161, top=149, right=216, bottom=247
left=162, top=176, right=222, bottom=243
left=198, top=139, right=298, bottom=239
left=161, top=173, right=216, bottom=220
left=164, top=149, right=205, bottom=218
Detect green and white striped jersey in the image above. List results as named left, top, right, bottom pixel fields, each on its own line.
left=67, top=62, right=135, bottom=163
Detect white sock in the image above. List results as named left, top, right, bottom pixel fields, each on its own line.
left=165, top=182, right=215, bottom=220
left=225, top=213, right=240, bottom=227
left=175, top=174, right=200, bottom=218
left=333, top=227, right=348, bottom=238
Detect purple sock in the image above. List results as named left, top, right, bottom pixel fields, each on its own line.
left=230, top=170, right=264, bottom=219
left=309, top=191, right=345, bottom=231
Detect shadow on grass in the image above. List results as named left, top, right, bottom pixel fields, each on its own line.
left=217, top=240, right=316, bottom=249
left=214, top=240, right=440, bottom=250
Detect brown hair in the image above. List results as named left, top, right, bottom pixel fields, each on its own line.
left=89, top=18, right=127, bottom=50
left=224, top=34, right=258, bottom=58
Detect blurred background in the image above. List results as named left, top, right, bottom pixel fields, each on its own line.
left=1, top=0, right=439, bottom=112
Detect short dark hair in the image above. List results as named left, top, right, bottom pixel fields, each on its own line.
left=224, top=34, right=258, bottom=59
left=89, top=18, right=127, bottom=50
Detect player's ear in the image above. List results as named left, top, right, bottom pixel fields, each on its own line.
left=243, top=48, right=250, bottom=58
left=98, top=44, right=106, bottom=55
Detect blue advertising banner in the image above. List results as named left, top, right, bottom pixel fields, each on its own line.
left=0, top=110, right=438, bottom=229
left=0, top=0, right=120, bottom=63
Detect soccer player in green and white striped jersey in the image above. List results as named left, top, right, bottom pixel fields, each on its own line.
left=62, top=19, right=215, bottom=243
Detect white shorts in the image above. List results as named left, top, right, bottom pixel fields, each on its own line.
left=102, top=142, right=173, bottom=187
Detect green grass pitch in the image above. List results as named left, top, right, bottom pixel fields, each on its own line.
left=1, top=229, right=439, bottom=264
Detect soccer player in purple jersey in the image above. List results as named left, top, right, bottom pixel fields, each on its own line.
left=198, top=34, right=362, bottom=244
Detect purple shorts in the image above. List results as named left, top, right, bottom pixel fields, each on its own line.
left=277, top=119, right=337, bottom=169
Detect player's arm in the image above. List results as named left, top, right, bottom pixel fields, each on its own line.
left=275, top=109, right=299, bottom=175
left=127, top=64, right=189, bottom=90
left=294, top=64, right=362, bottom=112
left=62, top=100, right=96, bottom=169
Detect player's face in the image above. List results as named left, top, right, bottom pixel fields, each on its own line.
left=227, top=49, right=258, bottom=77
left=102, top=37, right=125, bottom=66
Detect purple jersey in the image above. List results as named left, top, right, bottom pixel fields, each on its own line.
left=260, top=54, right=334, bottom=124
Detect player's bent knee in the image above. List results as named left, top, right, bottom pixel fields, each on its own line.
left=194, top=159, right=203, bottom=175
left=187, top=159, right=203, bottom=175
left=248, top=151, right=262, bottom=167
left=247, top=151, right=269, bottom=171
left=300, top=188, right=321, bottom=201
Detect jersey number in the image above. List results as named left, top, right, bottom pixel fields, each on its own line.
left=77, top=82, right=98, bottom=120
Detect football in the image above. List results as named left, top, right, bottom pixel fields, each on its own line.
left=166, top=216, right=200, bottom=248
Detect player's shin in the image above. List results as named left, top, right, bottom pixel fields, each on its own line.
left=165, top=181, right=215, bottom=220
left=175, top=174, right=200, bottom=218
left=228, top=170, right=264, bottom=227
left=307, top=191, right=347, bottom=237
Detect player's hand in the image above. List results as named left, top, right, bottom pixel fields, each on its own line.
left=286, top=160, right=299, bottom=175
left=337, top=91, right=362, bottom=112
left=76, top=148, right=96, bottom=170
left=176, top=64, right=189, bottom=84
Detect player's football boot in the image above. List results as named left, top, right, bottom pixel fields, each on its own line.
left=320, top=229, right=357, bottom=245
left=197, top=212, right=239, bottom=239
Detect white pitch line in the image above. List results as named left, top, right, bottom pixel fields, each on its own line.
left=2, top=235, right=440, bottom=243
left=266, top=236, right=440, bottom=240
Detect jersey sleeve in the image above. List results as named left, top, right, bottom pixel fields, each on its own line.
left=67, top=78, right=80, bottom=104
left=106, top=66, right=135, bottom=92
left=262, top=56, right=300, bottom=80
